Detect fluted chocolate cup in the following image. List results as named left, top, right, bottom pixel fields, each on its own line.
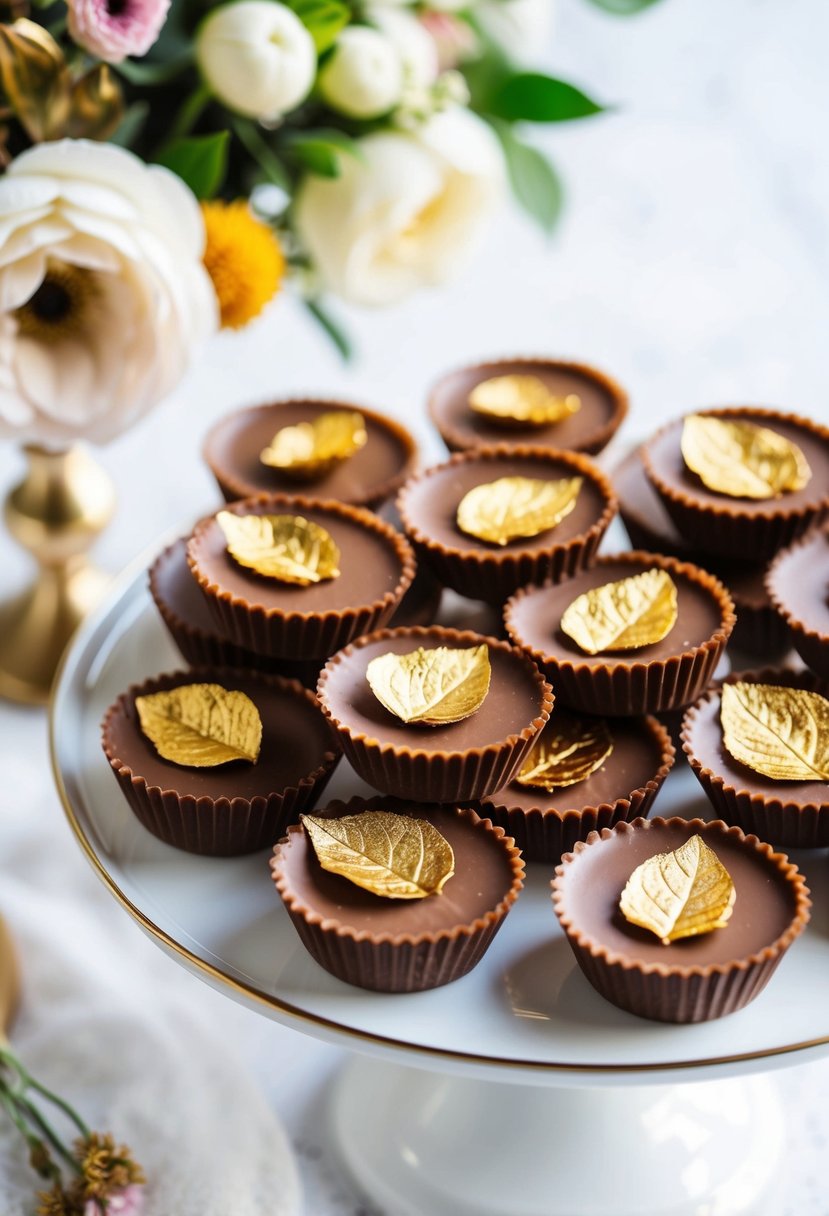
left=766, top=527, right=829, bottom=679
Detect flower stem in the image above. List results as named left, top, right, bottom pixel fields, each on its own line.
left=167, top=82, right=211, bottom=142
left=1, top=1047, right=90, bottom=1137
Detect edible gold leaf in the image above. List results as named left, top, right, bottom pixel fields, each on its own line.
left=135, top=683, right=262, bottom=768
left=720, top=681, right=829, bottom=781
left=620, top=834, right=736, bottom=945
left=456, top=476, right=582, bottom=546
left=560, top=569, right=678, bottom=655
left=468, top=375, right=582, bottom=427
left=260, top=411, right=367, bottom=480
left=302, top=811, right=455, bottom=900
left=681, top=414, right=811, bottom=499
left=366, top=644, right=491, bottom=726
left=517, top=713, right=613, bottom=791
left=217, top=510, right=340, bottom=586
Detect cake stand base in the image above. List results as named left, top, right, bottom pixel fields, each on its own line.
left=331, top=1057, right=784, bottom=1216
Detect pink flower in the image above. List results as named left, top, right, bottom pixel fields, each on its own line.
left=418, top=11, right=478, bottom=72
left=85, top=1185, right=145, bottom=1216
left=68, top=0, right=171, bottom=64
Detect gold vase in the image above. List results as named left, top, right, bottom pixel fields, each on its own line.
left=0, top=444, right=115, bottom=706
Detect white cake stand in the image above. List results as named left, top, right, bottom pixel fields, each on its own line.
left=50, top=543, right=828, bottom=1216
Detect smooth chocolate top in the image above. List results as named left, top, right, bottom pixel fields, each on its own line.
left=321, top=629, right=546, bottom=754
left=204, top=400, right=414, bottom=503
left=400, top=452, right=609, bottom=555
left=508, top=558, right=724, bottom=669
left=685, top=678, right=828, bottom=808
left=645, top=412, right=829, bottom=514
left=277, top=803, right=516, bottom=935
left=152, top=538, right=221, bottom=634
left=768, top=529, right=829, bottom=636
left=104, top=672, right=337, bottom=800
left=189, top=501, right=407, bottom=615
left=560, top=821, right=797, bottom=965
left=485, top=716, right=667, bottom=814
left=430, top=360, right=623, bottom=452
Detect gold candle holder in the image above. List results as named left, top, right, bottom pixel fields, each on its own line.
left=0, top=444, right=115, bottom=706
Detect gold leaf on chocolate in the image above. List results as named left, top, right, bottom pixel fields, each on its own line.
left=720, top=681, right=829, bottom=781
left=468, top=375, right=581, bottom=427
left=366, top=644, right=491, bottom=726
left=680, top=414, right=811, bottom=499
left=217, top=510, right=340, bottom=586
left=135, top=683, right=262, bottom=768
left=260, top=410, right=367, bottom=480
left=302, top=811, right=455, bottom=900
left=559, top=568, right=678, bottom=655
left=517, top=713, right=613, bottom=791
left=456, top=475, right=582, bottom=546
left=620, top=834, right=736, bottom=945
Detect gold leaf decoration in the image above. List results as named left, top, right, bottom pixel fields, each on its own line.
left=217, top=510, right=340, bottom=585
left=468, top=374, right=582, bottom=427
left=260, top=410, right=367, bottom=480
left=68, top=64, right=124, bottom=141
left=720, top=681, right=829, bottom=781
left=135, top=683, right=262, bottom=768
left=0, top=19, right=70, bottom=142
left=516, top=713, right=613, bottom=791
left=456, top=475, right=582, bottom=546
left=560, top=569, right=678, bottom=655
left=302, top=811, right=455, bottom=900
left=619, top=834, right=736, bottom=945
left=366, top=644, right=491, bottom=726
left=681, top=414, right=811, bottom=499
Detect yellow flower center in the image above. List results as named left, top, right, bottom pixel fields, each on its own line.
left=14, top=262, right=100, bottom=343
left=201, top=200, right=285, bottom=331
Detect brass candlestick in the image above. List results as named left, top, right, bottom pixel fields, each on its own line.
left=0, top=444, right=115, bottom=706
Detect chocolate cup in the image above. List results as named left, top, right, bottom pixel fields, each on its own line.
left=203, top=397, right=418, bottom=508
left=101, top=667, right=341, bottom=857
left=317, top=625, right=554, bottom=803
left=478, top=714, right=675, bottom=864
left=397, top=444, right=618, bottom=605
left=642, top=407, right=829, bottom=559
left=270, top=796, right=524, bottom=993
left=428, top=356, right=628, bottom=456
left=187, top=494, right=416, bottom=660
left=552, top=816, right=810, bottom=1024
left=766, top=527, right=829, bottom=679
left=682, top=667, right=829, bottom=848
left=504, top=551, right=735, bottom=716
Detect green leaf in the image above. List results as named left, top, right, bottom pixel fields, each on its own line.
left=284, top=0, right=349, bottom=52
left=585, top=0, right=663, bottom=13
left=288, top=130, right=361, bottom=178
left=116, top=52, right=193, bottom=86
left=304, top=297, right=353, bottom=361
left=492, top=121, right=563, bottom=234
left=155, top=132, right=229, bottom=199
left=489, top=73, right=604, bottom=123
left=232, top=117, right=291, bottom=191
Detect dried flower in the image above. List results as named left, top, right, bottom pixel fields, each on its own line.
left=67, top=0, right=171, bottom=65
left=201, top=200, right=285, bottom=330
left=75, top=1133, right=145, bottom=1198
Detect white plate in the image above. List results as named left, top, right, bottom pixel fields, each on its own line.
left=50, top=542, right=829, bottom=1086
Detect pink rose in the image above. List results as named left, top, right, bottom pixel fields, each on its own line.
left=68, top=0, right=170, bottom=64
left=85, top=1184, right=145, bottom=1215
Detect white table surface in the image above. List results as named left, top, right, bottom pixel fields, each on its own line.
left=3, top=0, right=829, bottom=1210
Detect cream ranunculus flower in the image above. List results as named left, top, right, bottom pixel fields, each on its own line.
left=0, top=139, right=217, bottom=445
left=318, top=26, right=403, bottom=120
left=295, top=107, right=504, bottom=307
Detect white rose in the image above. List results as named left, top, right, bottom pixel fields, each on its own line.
left=295, top=107, right=504, bottom=306
left=318, top=26, right=403, bottom=120
left=368, top=7, right=438, bottom=87
left=476, top=0, right=554, bottom=63
left=0, top=139, right=217, bottom=446
left=196, top=1, right=316, bottom=122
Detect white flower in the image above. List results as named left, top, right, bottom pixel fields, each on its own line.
left=295, top=107, right=504, bottom=307
left=196, top=1, right=316, bottom=122
left=0, top=140, right=217, bottom=446
left=476, top=0, right=554, bottom=63
left=318, top=26, right=403, bottom=119
left=368, top=6, right=438, bottom=88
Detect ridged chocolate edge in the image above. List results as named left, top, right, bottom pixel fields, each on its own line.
left=101, top=666, right=341, bottom=856
left=504, top=551, right=736, bottom=715
left=551, top=816, right=811, bottom=1023
left=317, top=625, right=554, bottom=802
left=766, top=528, right=829, bottom=679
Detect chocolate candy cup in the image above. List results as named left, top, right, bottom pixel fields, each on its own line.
left=766, top=527, right=829, bottom=679
left=203, top=397, right=418, bottom=508
left=505, top=551, right=735, bottom=716
left=187, top=494, right=415, bottom=660
left=429, top=356, right=627, bottom=456
left=478, top=714, right=674, bottom=863
left=552, top=816, right=810, bottom=1024
left=397, top=444, right=617, bottom=605
left=682, top=667, right=829, bottom=847
left=642, top=407, right=829, bottom=560
left=270, top=796, right=524, bottom=993
left=101, top=667, right=341, bottom=856
left=317, top=625, right=553, bottom=803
